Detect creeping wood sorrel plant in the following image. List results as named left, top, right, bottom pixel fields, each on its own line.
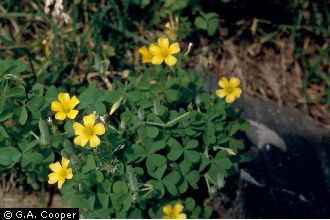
left=0, top=38, right=247, bottom=218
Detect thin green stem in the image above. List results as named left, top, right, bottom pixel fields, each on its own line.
left=108, top=124, right=120, bottom=134
left=165, top=111, right=190, bottom=127
left=145, top=121, right=166, bottom=127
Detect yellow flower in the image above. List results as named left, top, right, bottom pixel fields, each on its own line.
left=149, top=37, right=180, bottom=66
left=73, top=114, right=105, bottom=148
left=216, top=77, right=242, bottom=103
left=48, top=157, right=73, bottom=189
left=51, top=92, right=80, bottom=120
left=163, top=202, right=187, bottom=219
left=138, top=46, right=153, bottom=63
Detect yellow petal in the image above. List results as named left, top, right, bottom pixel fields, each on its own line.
left=69, top=96, right=80, bottom=108
left=66, top=168, right=73, bottom=179
left=149, top=44, right=161, bottom=56
left=57, top=179, right=65, bottom=189
left=169, top=43, right=180, bottom=54
left=173, top=203, right=184, bottom=214
left=229, top=77, right=240, bottom=87
left=51, top=101, right=62, bottom=112
left=138, top=47, right=148, bottom=56
left=218, top=77, right=229, bottom=88
left=89, top=135, right=101, bottom=148
left=73, top=122, right=85, bottom=135
left=216, top=89, right=227, bottom=98
left=67, top=110, right=79, bottom=119
left=177, top=213, right=187, bottom=219
left=48, top=173, right=58, bottom=184
left=83, top=114, right=96, bottom=126
left=49, top=162, right=62, bottom=172
left=158, top=37, right=169, bottom=50
left=163, top=205, right=173, bottom=216
left=151, top=55, right=164, bottom=65
left=233, top=87, right=242, bottom=98
left=164, top=55, right=177, bottom=66
left=61, top=157, right=70, bottom=169
left=139, top=47, right=152, bottom=63
left=93, top=123, right=105, bottom=135
left=58, top=92, right=70, bottom=103
left=74, top=135, right=89, bottom=147
left=225, top=94, right=236, bottom=103
left=55, top=112, right=66, bottom=120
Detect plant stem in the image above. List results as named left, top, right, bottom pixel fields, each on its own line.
left=165, top=111, right=190, bottom=127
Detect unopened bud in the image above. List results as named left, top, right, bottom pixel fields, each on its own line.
left=109, top=97, right=123, bottom=116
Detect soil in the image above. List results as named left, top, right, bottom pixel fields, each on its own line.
left=0, top=188, right=64, bottom=208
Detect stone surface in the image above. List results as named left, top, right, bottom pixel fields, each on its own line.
left=230, top=95, right=330, bottom=218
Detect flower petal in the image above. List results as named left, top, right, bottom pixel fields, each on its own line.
left=169, top=43, right=180, bottom=54
left=74, top=135, right=88, bottom=147
left=83, top=114, right=96, bottom=126
left=66, top=168, right=73, bottom=179
left=165, top=55, right=177, bottom=66
left=58, top=92, right=70, bottom=103
left=57, top=179, right=65, bottom=189
left=149, top=44, right=161, bottom=56
left=178, top=213, right=187, bottom=219
left=229, top=77, right=240, bottom=87
left=93, top=123, right=105, bottom=135
left=61, top=157, right=70, bottom=169
left=216, top=89, right=227, bottom=98
left=218, top=77, right=229, bottom=88
left=49, top=162, right=62, bottom=172
left=151, top=55, right=164, bottom=65
left=67, top=110, right=79, bottom=119
left=69, top=96, right=80, bottom=108
left=51, top=101, right=62, bottom=112
left=233, top=87, right=242, bottom=98
left=139, top=47, right=152, bottom=63
left=158, top=37, right=169, bottom=50
left=163, top=205, right=173, bottom=216
left=48, top=173, right=58, bottom=184
left=73, top=122, right=85, bottom=135
left=139, top=46, right=148, bottom=56
left=173, top=203, right=184, bottom=214
left=225, top=94, right=236, bottom=103
left=89, top=135, right=101, bottom=148
left=55, top=112, right=66, bottom=120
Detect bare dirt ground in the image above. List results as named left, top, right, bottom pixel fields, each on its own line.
left=0, top=188, right=64, bottom=208
left=0, top=181, right=65, bottom=208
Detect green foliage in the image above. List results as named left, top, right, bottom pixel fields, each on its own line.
left=59, top=67, right=247, bottom=218
left=0, top=59, right=57, bottom=187
left=0, top=55, right=248, bottom=217
left=194, top=13, right=220, bottom=36
left=1, top=0, right=328, bottom=218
